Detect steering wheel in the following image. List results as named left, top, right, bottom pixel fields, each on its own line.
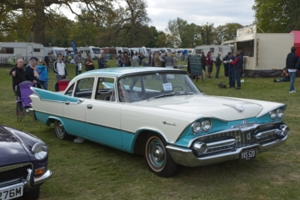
left=173, top=86, right=184, bottom=91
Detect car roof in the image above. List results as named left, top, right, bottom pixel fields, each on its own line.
left=76, top=67, right=184, bottom=78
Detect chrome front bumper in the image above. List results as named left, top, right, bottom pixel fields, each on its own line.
left=166, top=135, right=288, bottom=167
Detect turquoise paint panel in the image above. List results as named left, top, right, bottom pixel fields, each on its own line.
left=32, top=87, right=79, bottom=103
left=86, top=123, right=122, bottom=147
left=121, top=132, right=136, bottom=153
left=34, top=111, right=50, bottom=125
left=176, top=113, right=284, bottom=148
left=63, top=118, right=86, bottom=137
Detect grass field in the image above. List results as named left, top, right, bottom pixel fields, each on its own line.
left=1, top=61, right=300, bottom=200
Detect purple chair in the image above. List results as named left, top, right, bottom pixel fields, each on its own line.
left=16, top=81, right=34, bottom=122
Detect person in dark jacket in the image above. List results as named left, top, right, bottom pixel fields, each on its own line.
left=215, top=53, right=222, bottom=78
left=230, top=51, right=243, bottom=90
left=286, top=46, right=299, bottom=93
left=206, top=51, right=213, bottom=78
left=25, top=57, right=41, bottom=88
left=9, top=59, right=26, bottom=94
left=98, top=53, right=106, bottom=69
left=201, top=52, right=206, bottom=72
left=223, top=53, right=229, bottom=77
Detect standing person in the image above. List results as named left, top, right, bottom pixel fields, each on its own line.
left=201, top=52, right=206, bottom=72
left=227, top=52, right=236, bottom=88
left=37, top=59, right=49, bottom=90
left=98, top=53, right=106, bottom=69
left=164, top=53, right=173, bottom=68
left=132, top=52, right=140, bottom=66
left=73, top=51, right=84, bottom=75
left=117, top=53, right=125, bottom=67
left=151, top=52, right=156, bottom=66
left=9, top=59, right=26, bottom=94
left=85, top=55, right=95, bottom=71
left=286, top=46, right=299, bottom=93
left=215, top=53, right=222, bottom=78
left=25, top=57, right=41, bottom=88
left=53, top=53, right=68, bottom=81
left=223, top=53, right=229, bottom=77
left=138, top=52, right=145, bottom=66
left=206, top=51, right=213, bottom=78
left=44, top=53, right=51, bottom=72
left=154, top=52, right=162, bottom=67
left=172, top=54, right=178, bottom=68
left=124, top=54, right=131, bottom=66
left=148, top=52, right=152, bottom=66
left=229, top=51, right=243, bottom=90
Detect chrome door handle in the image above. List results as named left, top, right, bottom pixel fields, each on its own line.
left=87, top=104, right=93, bottom=109
left=65, top=101, right=70, bottom=105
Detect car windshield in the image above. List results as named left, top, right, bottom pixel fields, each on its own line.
left=117, top=72, right=201, bottom=102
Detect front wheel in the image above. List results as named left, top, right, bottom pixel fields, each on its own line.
left=24, top=187, right=40, bottom=200
left=145, top=134, right=178, bottom=177
left=54, top=120, right=72, bottom=140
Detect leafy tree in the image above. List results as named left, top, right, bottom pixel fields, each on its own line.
left=199, top=23, right=215, bottom=45
left=112, top=0, right=150, bottom=47
left=253, top=0, right=300, bottom=32
left=215, top=23, right=244, bottom=44
left=0, top=0, right=114, bottom=44
left=167, top=17, right=188, bottom=47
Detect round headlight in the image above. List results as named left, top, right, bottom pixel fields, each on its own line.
left=32, top=142, right=48, bottom=160
left=277, top=108, right=284, bottom=118
left=269, top=110, right=277, bottom=120
left=192, top=121, right=201, bottom=134
left=201, top=120, right=212, bottom=132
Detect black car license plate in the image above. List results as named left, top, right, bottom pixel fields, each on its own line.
left=240, top=148, right=256, bottom=160
left=0, top=185, right=23, bottom=200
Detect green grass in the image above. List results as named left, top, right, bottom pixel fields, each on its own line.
left=2, top=62, right=300, bottom=200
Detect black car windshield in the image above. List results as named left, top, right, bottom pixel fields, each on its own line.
left=117, top=72, right=201, bottom=102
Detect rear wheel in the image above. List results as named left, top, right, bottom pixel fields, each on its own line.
left=145, top=134, right=178, bottom=177
left=54, top=120, right=72, bottom=140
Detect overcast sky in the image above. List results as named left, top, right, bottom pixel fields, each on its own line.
left=61, top=0, right=255, bottom=31
left=147, top=0, right=255, bottom=31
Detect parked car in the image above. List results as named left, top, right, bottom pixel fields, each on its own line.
left=0, top=125, right=52, bottom=200
left=30, top=67, right=289, bottom=177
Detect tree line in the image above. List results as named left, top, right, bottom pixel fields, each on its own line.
left=1, top=0, right=299, bottom=48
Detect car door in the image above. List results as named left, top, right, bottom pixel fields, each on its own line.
left=62, top=77, right=95, bottom=137
left=85, top=77, right=123, bottom=147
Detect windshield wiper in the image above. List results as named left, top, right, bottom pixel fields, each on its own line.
left=147, top=92, right=176, bottom=101
left=174, top=91, right=194, bottom=96
left=147, top=91, right=194, bottom=101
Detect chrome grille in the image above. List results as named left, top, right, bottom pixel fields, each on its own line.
left=193, top=125, right=280, bottom=155
left=0, top=163, right=32, bottom=186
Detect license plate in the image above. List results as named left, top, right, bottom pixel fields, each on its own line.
left=240, top=148, right=256, bottom=160
left=0, top=185, right=23, bottom=200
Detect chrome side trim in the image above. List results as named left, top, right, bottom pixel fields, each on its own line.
left=206, top=139, right=236, bottom=147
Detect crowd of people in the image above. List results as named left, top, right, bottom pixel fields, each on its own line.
left=9, top=46, right=300, bottom=95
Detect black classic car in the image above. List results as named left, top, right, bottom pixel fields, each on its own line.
left=0, top=125, right=52, bottom=200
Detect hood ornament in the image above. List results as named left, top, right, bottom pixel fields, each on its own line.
left=223, top=103, right=244, bottom=112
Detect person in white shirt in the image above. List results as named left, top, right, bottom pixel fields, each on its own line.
left=53, top=53, right=68, bottom=81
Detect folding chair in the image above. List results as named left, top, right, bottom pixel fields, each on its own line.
left=55, top=79, right=70, bottom=91
left=16, top=81, right=34, bottom=122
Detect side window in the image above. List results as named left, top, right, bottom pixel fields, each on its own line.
left=74, top=77, right=94, bottom=99
left=65, top=83, right=74, bottom=96
left=95, top=77, right=115, bottom=101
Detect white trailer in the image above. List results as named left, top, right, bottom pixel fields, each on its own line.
left=78, top=46, right=101, bottom=60
left=222, top=25, right=294, bottom=77
left=0, top=42, right=44, bottom=64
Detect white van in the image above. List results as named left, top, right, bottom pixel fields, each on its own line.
left=78, top=46, right=101, bottom=60
left=129, top=47, right=149, bottom=57
left=0, top=42, right=44, bottom=64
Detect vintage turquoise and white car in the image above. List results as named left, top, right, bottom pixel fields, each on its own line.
left=30, top=67, right=289, bottom=177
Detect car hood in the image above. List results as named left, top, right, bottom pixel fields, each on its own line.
left=137, top=95, right=268, bottom=121
left=0, top=127, right=30, bottom=166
